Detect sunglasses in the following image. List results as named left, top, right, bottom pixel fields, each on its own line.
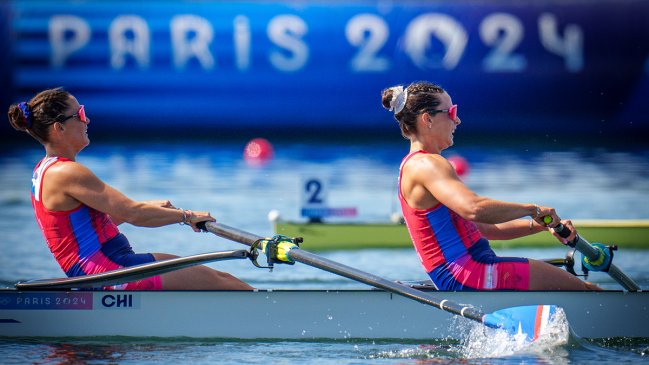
left=427, top=104, right=458, bottom=121
left=60, top=105, right=89, bottom=124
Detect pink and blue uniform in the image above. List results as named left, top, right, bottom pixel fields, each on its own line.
left=398, top=151, right=530, bottom=291
left=31, top=156, right=162, bottom=290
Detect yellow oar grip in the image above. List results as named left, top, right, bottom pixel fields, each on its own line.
left=276, top=241, right=298, bottom=262
left=581, top=242, right=612, bottom=272
left=259, top=238, right=298, bottom=263
left=584, top=246, right=606, bottom=267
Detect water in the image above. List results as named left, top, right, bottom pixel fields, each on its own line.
left=1, top=138, right=649, bottom=363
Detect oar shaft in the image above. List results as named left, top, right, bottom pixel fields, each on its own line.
left=573, top=236, right=641, bottom=291
left=288, top=248, right=485, bottom=320
left=206, top=223, right=260, bottom=247
left=203, top=222, right=486, bottom=323
left=17, top=249, right=250, bottom=290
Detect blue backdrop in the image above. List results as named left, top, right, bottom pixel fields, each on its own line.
left=2, top=0, right=648, bottom=138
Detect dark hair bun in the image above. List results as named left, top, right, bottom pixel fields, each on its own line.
left=381, top=88, right=394, bottom=110
left=7, top=104, right=28, bottom=132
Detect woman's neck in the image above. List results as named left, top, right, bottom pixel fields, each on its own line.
left=44, top=144, right=76, bottom=161
left=410, top=139, right=441, bottom=155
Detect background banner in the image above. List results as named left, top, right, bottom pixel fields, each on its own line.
left=2, top=0, right=648, bottom=138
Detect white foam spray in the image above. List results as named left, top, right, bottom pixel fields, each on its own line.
left=368, top=308, right=572, bottom=361
left=457, top=307, right=570, bottom=359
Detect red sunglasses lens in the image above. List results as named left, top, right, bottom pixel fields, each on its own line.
left=449, top=105, right=458, bottom=120
left=78, top=105, right=87, bottom=123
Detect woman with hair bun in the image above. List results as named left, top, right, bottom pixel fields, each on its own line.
left=382, top=81, right=599, bottom=291
left=8, top=88, right=252, bottom=290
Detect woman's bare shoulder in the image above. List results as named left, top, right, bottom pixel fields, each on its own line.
left=46, top=160, right=98, bottom=183
left=407, top=153, right=452, bottom=174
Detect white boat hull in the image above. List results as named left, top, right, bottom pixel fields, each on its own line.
left=1, top=289, right=647, bottom=340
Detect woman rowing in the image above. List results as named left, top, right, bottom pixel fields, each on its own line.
left=382, top=81, right=599, bottom=291
left=8, top=87, right=253, bottom=290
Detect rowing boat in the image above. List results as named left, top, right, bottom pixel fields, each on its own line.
left=1, top=222, right=646, bottom=341
left=1, top=286, right=647, bottom=339
left=272, top=217, right=649, bottom=251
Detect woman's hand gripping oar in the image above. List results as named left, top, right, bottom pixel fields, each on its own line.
left=198, top=221, right=566, bottom=344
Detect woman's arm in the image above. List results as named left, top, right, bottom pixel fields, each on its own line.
left=475, top=219, right=547, bottom=240
left=51, top=161, right=213, bottom=229
left=109, top=200, right=176, bottom=226
left=411, top=154, right=560, bottom=225
left=476, top=219, right=576, bottom=244
left=406, top=155, right=577, bottom=243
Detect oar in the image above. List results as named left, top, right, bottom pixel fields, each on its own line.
left=552, top=223, right=641, bottom=291
left=200, top=221, right=562, bottom=343
left=16, top=249, right=250, bottom=290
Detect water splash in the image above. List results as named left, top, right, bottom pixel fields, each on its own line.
left=458, top=307, right=570, bottom=359
left=367, top=308, right=572, bottom=361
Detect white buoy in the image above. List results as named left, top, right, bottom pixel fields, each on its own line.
left=268, top=209, right=281, bottom=222
left=390, top=212, right=404, bottom=224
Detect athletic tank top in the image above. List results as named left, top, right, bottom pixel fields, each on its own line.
left=398, top=150, right=482, bottom=272
left=31, top=156, right=120, bottom=275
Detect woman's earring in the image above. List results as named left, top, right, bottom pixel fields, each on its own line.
left=427, top=123, right=432, bottom=129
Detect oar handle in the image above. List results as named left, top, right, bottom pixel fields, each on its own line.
left=552, top=223, right=641, bottom=291
left=552, top=223, right=578, bottom=247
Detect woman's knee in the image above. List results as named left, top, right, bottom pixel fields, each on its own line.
left=152, top=253, right=179, bottom=260
left=151, top=254, right=252, bottom=290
